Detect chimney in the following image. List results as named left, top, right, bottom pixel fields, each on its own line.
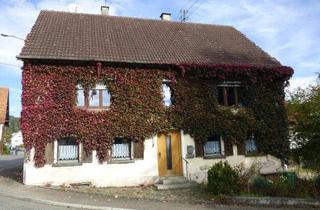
left=101, top=6, right=110, bottom=15
left=160, top=13, right=171, bottom=21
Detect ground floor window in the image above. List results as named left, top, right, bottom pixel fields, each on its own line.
left=204, top=135, right=222, bottom=156
left=112, top=138, right=132, bottom=160
left=245, top=134, right=257, bottom=154
left=58, top=137, right=79, bottom=162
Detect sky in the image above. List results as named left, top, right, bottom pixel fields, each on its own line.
left=0, top=0, right=319, bottom=117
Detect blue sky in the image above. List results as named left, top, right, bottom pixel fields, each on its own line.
left=0, top=0, right=319, bottom=117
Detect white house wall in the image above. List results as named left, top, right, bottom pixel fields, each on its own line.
left=24, top=136, right=159, bottom=187
left=180, top=131, right=283, bottom=184
left=23, top=130, right=283, bottom=187
left=0, top=124, right=4, bottom=143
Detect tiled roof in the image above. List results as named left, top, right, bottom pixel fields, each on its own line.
left=18, top=10, right=280, bottom=66
left=0, top=87, right=9, bottom=125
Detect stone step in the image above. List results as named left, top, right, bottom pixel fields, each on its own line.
left=162, top=178, right=189, bottom=185
left=155, top=182, right=198, bottom=190
left=159, top=176, right=187, bottom=182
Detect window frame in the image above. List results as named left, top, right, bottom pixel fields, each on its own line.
left=162, top=79, right=174, bottom=107
left=217, top=82, right=242, bottom=107
left=111, top=138, right=134, bottom=161
left=245, top=134, right=258, bottom=154
left=76, top=83, right=111, bottom=110
left=57, top=137, right=80, bottom=163
left=203, top=135, right=224, bottom=157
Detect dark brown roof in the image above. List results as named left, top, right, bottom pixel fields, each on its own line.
left=18, top=10, right=280, bottom=66
left=0, top=87, right=9, bottom=126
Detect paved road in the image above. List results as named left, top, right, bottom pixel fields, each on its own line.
left=0, top=155, right=24, bottom=172
left=0, top=195, right=82, bottom=210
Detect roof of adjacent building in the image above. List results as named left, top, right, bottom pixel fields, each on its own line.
left=0, top=87, right=9, bottom=125
left=18, top=10, right=280, bottom=66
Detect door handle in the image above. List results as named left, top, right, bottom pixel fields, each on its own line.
left=158, top=152, right=161, bottom=158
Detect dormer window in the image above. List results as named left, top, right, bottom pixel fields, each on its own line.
left=217, top=82, right=243, bottom=106
left=76, top=82, right=111, bottom=109
left=162, top=80, right=173, bottom=106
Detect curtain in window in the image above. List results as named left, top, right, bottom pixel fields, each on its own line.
left=204, top=140, right=220, bottom=154
left=58, top=145, right=78, bottom=160
left=162, top=83, right=172, bottom=106
left=112, top=143, right=130, bottom=159
left=245, top=139, right=257, bottom=153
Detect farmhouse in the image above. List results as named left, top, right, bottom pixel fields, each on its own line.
left=0, top=87, right=9, bottom=154
left=18, top=9, right=293, bottom=187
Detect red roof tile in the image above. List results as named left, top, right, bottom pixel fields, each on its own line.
left=18, top=10, right=280, bottom=66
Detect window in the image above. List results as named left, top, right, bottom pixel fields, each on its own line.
left=162, top=80, right=173, bottom=106
left=245, top=134, right=258, bottom=154
left=112, top=138, right=132, bottom=160
left=204, top=135, right=222, bottom=156
left=76, top=82, right=111, bottom=109
left=58, top=137, right=79, bottom=162
left=217, top=82, right=243, bottom=106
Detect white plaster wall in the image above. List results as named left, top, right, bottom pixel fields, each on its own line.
left=0, top=124, right=4, bottom=143
left=24, top=136, right=159, bottom=187
left=180, top=131, right=283, bottom=184
left=24, top=130, right=283, bottom=187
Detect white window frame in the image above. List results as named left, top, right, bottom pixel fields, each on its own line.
left=54, top=138, right=82, bottom=164
left=76, top=82, right=111, bottom=109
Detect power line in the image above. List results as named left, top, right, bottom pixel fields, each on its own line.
left=178, top=0, right=203, bottom=22
left=0, top=62, right=22, bottom=68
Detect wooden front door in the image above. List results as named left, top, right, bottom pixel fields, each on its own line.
left=157, top=130, right=183, bottom=176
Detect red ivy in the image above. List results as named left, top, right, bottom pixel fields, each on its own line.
left=21, top=62, right=293, bottom=167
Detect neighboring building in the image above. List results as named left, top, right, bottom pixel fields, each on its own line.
left=0, top=87, right=9, bottom=154
left=18, top=9, right=293, bottom=187
left=11, top=131, right=23, bottom=148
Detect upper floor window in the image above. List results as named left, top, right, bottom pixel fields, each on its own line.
left=76, top=82, right=111, bottom=109
left=245, top=134, right=258, bottom=154
left=112, top=138, right=133, bottom=160
left=162, top=80, right=173, bottom=106
left=204, top=135, right=222, bottom=156
left=217, top=82, right=243, bottom=106
left=58, top=137, right=79, bottom=162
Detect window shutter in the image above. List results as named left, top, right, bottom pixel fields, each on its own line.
left=133, top=141, right=144, bottom=159
left=45, top=142, right=54, bottom=164
left=195, top=141, right=204, bottom=157
left=224, top=141, right=233, bottom=156
left=82, top=148, right=93, bottom=163
left=237, top=142, right=246, bottom=155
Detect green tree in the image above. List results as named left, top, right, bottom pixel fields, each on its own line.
left=287, top=75, right=320, bottom=171
left=3, top=115, right=20, bottom=144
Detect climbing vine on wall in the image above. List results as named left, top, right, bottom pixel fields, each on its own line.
left=21, top=62, right=293, bottom=167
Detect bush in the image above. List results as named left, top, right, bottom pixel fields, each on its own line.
left=3, top=144, right=10, bottom=155
left=315, top=175, right=320, bottom=197
left=250, top=175, right=273, bottom=196
left=207, top=162, right=240, bottom=195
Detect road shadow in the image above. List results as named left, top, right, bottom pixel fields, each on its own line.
left=0, top=155, right=24, bottom=183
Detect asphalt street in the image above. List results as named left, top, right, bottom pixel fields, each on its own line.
left=0, top=154, right=24, bottom=172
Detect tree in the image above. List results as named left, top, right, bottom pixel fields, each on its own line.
left=3, top=115, right=20, bottom=144
left=287, top=75, right=320, bottom=171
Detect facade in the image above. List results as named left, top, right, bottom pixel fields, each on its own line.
left=19, top=10, right=293, bottom=186
left=11, top=131, right=23, bottom=148
left=0, top=87, right=9, bottom=154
